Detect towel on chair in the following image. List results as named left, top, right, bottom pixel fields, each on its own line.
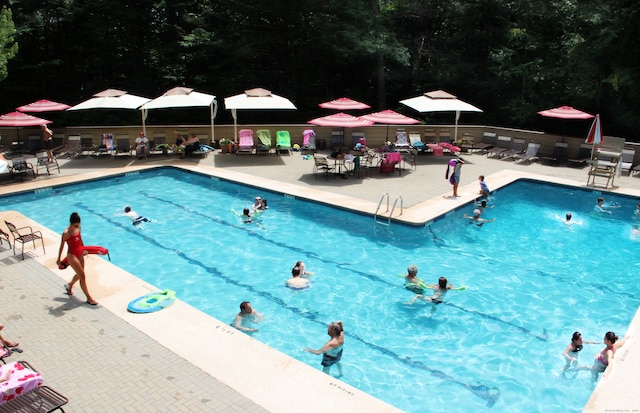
left=427, top=144, right=444, bottom=156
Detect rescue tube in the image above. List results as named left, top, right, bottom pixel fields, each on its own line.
left=58, top=246, right=110, bottom=269
left=127, top=289, right=176, bottom=313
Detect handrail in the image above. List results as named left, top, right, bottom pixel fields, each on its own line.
left=373, top=193, right=389, bottom=227
left=390, top=196, right=403, bottom=221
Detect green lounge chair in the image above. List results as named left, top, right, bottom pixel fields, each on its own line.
left=276, top=130, right=292, bottom=155
left=256, top=130, right=272, bottom=155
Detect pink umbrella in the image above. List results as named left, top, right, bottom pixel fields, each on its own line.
left=319, top=97, right=371, bottom=111
left=585, top=114, right=602, bottom=145
left=0, top=111, right=52, bottom=152
left=537, top=106, right=594, bottom=120
left=361, top=109, right=421, bottom=139
left=308, top=112, right=374, bottom=128
left=16, top=99, right=71, bottom=113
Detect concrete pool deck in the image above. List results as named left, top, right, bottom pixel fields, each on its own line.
left=0, top=149, right=639, bottom=412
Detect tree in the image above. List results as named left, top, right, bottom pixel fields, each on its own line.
left=0, top=6, right=18, bottom=82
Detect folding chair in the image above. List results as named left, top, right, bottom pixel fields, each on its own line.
left=4, top=221, right=45, bottom=260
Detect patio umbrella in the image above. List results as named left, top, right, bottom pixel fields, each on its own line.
left=308, top=112, right=374, bottom=128
left=537, top=106, right=594, bottom=120
left=360, top=109, right=420, bottom=139
left=585, top=114, right=603, bottom=160
left=140, top=87, right=218, bottom=140
left=224, top=88, right=296, bottom=139
left=16, top=99, right=71, bottom=112
left=67, top=89, right=150, bottom=133
left=318, top=97, right=371, bottom=111
left=0, top=111, right=52, bottom=152
left=400, top=90, right=483, bottom=141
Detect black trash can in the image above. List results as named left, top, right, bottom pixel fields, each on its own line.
left=317, top=139, right=326, bottom=150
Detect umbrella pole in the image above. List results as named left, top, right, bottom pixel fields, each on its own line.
left=232, top=109, right=238, bottom=142
left=141, top=109, right=147, bottom=136
left=454, top=111, right=460, bottom=143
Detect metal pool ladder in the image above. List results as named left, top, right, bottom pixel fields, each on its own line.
left=374, top=193, right=403, bottom=229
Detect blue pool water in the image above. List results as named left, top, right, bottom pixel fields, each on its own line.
left=1, top=168, right=639, bottom=413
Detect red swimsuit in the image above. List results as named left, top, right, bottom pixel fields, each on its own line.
left=66, top=230, right=84, bottom=259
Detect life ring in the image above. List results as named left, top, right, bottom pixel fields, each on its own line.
left=127, top=289, right=176, bottom=313
left=58, top=245, right=110, bottom=269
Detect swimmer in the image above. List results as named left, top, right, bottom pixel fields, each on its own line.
left=585, top=331, right=629, bottom=380
left=555, top=212, right=582, bottom=226
left=252, top=196, right=268, bottom=212
left=123, top=206, right=150, bottom=226
left=463, top=209, right=495, bottom=226
left=632, top=225, right=640, bottom=238
left=405, top=277, right=459, bottom=311
left=232, top=301, right=263, bottom=333
left=634, top=203, right=640, bottom=219
left=563, top=331, right=598, bottom=371
left=294, top=261, right=314, bottom=277
left=286, top=266, right=309, bottom=289
left=242, top=208, right=253, bottom=223
left=403, top=264, right=424, bottom=294
left=595, top=197, right=619, bottom=214
left=474, top=199, right=494, bottom=212
left=304, top=321, right=344, bottom=376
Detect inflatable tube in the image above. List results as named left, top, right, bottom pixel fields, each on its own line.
left=58, top=245, right=110, bottom=269
left=127, top=289, right=176, bottom=313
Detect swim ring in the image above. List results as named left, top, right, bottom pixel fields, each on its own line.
left=127, top=289, right=176, bottom=313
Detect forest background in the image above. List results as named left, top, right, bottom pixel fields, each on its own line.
left=0, top=0, right=638, bottom=139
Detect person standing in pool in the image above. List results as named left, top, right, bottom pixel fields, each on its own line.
left=404, top=264, right=424, bottom=294
left=294, top=261, right=314, bottom=277
left=304, top=321, right=344, bottom=376
left=405, top=276, right=457, bottom=307
left=562, top=331, right=598, bottom=371
left=595, top=197, right=620, bottom=214
left=286, top=266, right=309, bottom=289
left=588, top=331, right=629, bottom=379
left=56, top=212, right=98, bottom=305
left=232, top=301, right=263, bottom=333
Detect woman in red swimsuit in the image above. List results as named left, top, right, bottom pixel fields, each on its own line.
left=56, top=212, right=97, bottom=305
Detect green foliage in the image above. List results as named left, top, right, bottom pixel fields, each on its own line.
left=0, top=6, right=18, bottom=82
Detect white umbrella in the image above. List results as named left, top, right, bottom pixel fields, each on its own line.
left=140, top=87, right=218, bottom=139
left=224, top=88, right=296, bottom=139
left=400, top=90, right=483, bottom=141
left=67, top=89, right=150, bottom=131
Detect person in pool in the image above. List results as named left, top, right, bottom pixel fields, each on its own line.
left=405, top=276, right=456, bottom=306
left=304, top=321, right=344, bottom=376
left=252, top=196, right=268, bottom=212
left=232, top=301, right=263, bottom=333
left=555, top=212, right=582, bottom=226
left=404, top=264, right=424, bottom=294
left=474, top=198, right=494, bottom=212
left=286, top=266, right=309, bottom=289
left=123, top=206, right=150, bottom=226
left=588, top=331, right=629, bottom=380
left=478, top=175, right=490, bottom=197
left=562, top=331, right=598, bottom=371
left=294, top=261, right=314, bottom=277
left=242, top=208, right=253, bottom=223
left=595, top=197, right=619, bottom=214
left=463, top=209, right=495, bottom=226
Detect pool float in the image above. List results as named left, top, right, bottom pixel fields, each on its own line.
left=396, top=274, right=466, bottom=291
left=58, top=245, right=110, bottom=269
left=127, top=289, right=176, bottom=313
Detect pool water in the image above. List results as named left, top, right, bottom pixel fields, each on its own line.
left=1, top=168, right=639, bottom=413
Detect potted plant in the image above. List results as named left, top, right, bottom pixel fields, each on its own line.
left=219, top=138, right=230, bottom=153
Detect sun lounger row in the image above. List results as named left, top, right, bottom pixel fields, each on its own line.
left=0, top=360, right=68, bottom=412
left=232, top=129, right=320, bottom=155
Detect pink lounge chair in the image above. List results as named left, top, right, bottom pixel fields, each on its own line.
left=237, top=129, right=255, bottom=155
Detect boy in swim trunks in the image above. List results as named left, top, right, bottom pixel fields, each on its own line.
left=123, top=206, right=150, bottom=226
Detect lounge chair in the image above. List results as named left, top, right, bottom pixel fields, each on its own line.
left=9, top=158, right=35, bottom=180
left=80, top=136, right=95, bottom=156
left=276, top=130, right=292, bottom=155
left=35, top=152, right=60, bottom=175
left=474, top=131, right=496, bottom=154
left=94, top=133, right=113, bottom=157
left=395, top=130, right=410, bottom=151
left=302, top=129, right=316, bottom=154
left=515, top=142, right=540, bottom=164
left=56, top=135, right=81, bottom=158
left=51, top=134, right=65, bottom=155
left=26, top=135, right=42, bottom=154
left=5, top=221, right=45, bottom=260
left=256, top=130, right=272, bottom=155
left=313, top=154, right=335, bottom=180
left=237, top=129, right=255, bottom=155
left=149, top=134, right=172, bottom=156
left=542, top=142, right=569, bottom=165
left=567, top=144, right=593, bottom=168
left=0, top=343, right=21, bottom=365
left=437, top=133, right=461, bottom=154
left=192, top=134, right=212, bottom=157
left=113, top=138, right=132, bottom=158
left=0, top=384, right=68, bottom=413
left=402, top=148, right=418, bottom=171
left=439, top=131, right=452, bottom=144
left=408, top=131, right=427, bottom=152
left=331, top=129, right=344, bottom=148
left=501, top=138, right=526, bottom=160
left=487, top=135, right=511, bottom=158
left=620, top=149, right=635, bottom=176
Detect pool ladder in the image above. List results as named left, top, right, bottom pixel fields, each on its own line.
left=374, top=193, right=403, bottom=228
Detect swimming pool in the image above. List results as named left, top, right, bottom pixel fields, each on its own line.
left=1, top=168, right=638, bottom=413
